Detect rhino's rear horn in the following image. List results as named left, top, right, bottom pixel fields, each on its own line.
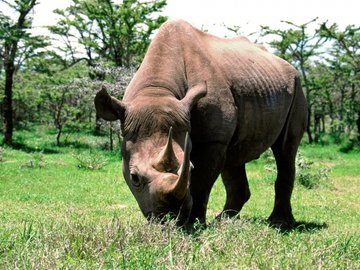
left=153, top=127, right=180, bottom=173
left=172, top=132, right=192, bottom=200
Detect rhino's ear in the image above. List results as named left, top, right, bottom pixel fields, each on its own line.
left=94, top=86, right=125, bottom=122
left=181, top=81, right=207, bottom=110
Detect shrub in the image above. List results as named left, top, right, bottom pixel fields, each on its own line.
left=73, top=150, right=108, bottom=170
left=339, top=139, right=360, bottom=153
left=261, top=150, right=331, bottom=189
left=296, top=152, right=331, bottom=189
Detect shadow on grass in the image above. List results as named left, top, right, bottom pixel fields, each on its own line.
left=146, top=216, right=328, bottom=237
left=9, top=140, right=98, bottom=154
left=247, top=217, right=328, bottom=234
left=58, top=140, right=93, bottom=150
left=287, top=220, right=328, bottom=233
left=11, top=142, right=59, bottom=154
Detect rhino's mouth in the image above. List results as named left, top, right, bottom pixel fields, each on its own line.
left=150, top=202, right=180, bottom=222
left=144, top=191, right=192, bottom=226
left=145, top=210, right=177, bottom=223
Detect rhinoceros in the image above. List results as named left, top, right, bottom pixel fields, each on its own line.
left=95, top=19, right=308, bottom=228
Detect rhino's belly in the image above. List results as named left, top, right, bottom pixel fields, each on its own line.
left=226, top=94, right=292, bottom=164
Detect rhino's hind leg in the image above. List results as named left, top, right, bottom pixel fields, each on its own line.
left=269, top=112, right=305, bottom=228
left=268, top=143, right=297, bottom=228
left=268, top=76, right=307, bottom=229
left=218, top=164, right=251, bottom=219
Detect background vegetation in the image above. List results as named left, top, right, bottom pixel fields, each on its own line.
left=0, top=0, right=359, bottom=269
left=0, top=0, right=359, bottom=147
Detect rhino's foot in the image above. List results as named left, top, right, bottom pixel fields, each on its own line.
left=268, top=214, right=296, bottom=229
left=215, top=209, right=240, bottom=221
left=208, top=210, right=240, bottom=228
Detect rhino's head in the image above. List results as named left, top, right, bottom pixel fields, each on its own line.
left=94, top=83, right=207, bottom=225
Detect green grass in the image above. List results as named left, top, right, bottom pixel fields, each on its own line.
left=0, top=127, right=359, bottom=269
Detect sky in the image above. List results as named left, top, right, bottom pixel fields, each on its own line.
left=2, top=0, right=359, bottom=39
left=164, top=0, right=359, bottom=37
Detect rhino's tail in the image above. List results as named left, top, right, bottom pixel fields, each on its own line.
left=275, top=74, right=308, bottom=151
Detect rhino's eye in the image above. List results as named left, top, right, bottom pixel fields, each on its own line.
left=130, top=173, right=142, bottom=188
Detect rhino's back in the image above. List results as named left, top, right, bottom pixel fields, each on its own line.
left=192, top=33, right=299, bottom=163
left=206, top=34, right=296, bottom=96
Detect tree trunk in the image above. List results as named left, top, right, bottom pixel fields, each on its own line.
left=300, top=61, right=313, bottom=143
left=338, top=87, right=345, bottom=133
left=357, top=111, right=360, bottom=144
left=109, top=124, right=113, bottom=151
left=3, top=62, right=15, bottom=145
left=314, top=113, right=321, bottom=143
left=1, top=0, right=37, bottom=145
left=94, top=114, right=101, bottom=135
left=56, top=125, right=62, bottom=146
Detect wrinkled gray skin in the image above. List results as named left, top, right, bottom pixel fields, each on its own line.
left=95, top=20, right=308, bottom=228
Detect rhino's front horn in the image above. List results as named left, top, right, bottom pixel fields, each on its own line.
left=153, top=127, right=180, bottom=173
left=172, top=132, right=193, bottom=200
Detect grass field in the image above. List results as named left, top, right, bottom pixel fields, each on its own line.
left=0, top=127, right=359, bottom=269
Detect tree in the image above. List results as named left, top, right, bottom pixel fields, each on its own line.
left=0, top=0, right=48, bottom=145
left=260, top=18, right=325, bottom=143
left=306, top=62, right=332, bottom=142
left=49, top=0, right=167, bottom=69
left=37, top=61, right=135, bottom=146
left=34, top=61, right=92, bottom=146
left=318, top=23, right=360, bottom=143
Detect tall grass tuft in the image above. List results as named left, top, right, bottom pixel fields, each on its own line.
left=21, top=151, right=46, bottom=169
left=0, top=146, right=4, bottom=162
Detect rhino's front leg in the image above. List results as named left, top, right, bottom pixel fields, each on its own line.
left=188, top=143, right=227, bottom=225
left=217, top=163, right=251, bottom=219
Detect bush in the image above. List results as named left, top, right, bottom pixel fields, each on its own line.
left=261, top=150, right=331, bottom=189
left=296, top=152, right=331, bottom=189
left=73, top=150, right=108, bottom=170
left=339, top=139, right=360, bottom=153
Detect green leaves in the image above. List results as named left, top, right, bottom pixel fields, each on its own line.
left=50, top=0, right=167, bottom=68
left=260, top=19, right=360, bottom=144
left=260, top=18, right=324, bottom=65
